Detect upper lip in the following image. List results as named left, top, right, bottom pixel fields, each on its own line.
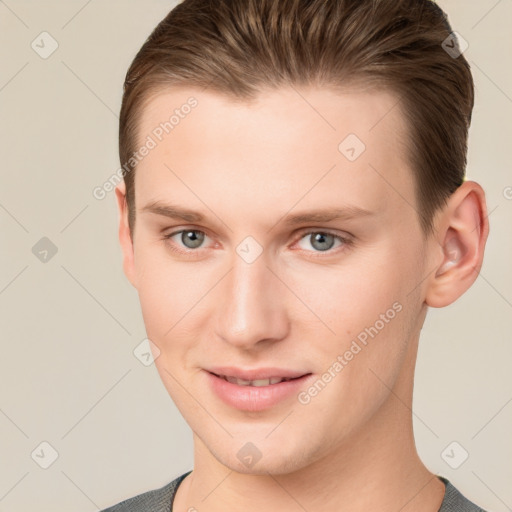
left=206, top=366, right=310, bottom=381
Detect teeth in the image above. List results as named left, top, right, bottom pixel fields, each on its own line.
left=252, top=379, right=272, bottom=386
left=222, top=375, right=290, bottom=386
left=225, top=376, right=251, bottom=385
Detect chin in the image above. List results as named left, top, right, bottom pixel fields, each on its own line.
left=208, top=436, right=320, bottom=476
left=230, top=454, right=307, bottom=476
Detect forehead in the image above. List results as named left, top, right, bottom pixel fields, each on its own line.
left=138, top=84, right=407, bottom=147
left=134, top=85, right=415, bottom=227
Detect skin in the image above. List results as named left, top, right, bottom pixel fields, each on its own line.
left=116, top=86, right=488, bottom=512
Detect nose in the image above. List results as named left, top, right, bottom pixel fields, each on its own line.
left=214, top=250, right=289, bottom=351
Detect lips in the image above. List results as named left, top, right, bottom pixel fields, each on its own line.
left=205, top=367, right=313, bottom=411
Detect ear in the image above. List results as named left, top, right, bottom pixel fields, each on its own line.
left=115, top=180, right=137, bottom=288
left=425, top=180, right=489, bottom=308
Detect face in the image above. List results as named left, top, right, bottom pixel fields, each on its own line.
left=119, top=85, right=432, bottom=475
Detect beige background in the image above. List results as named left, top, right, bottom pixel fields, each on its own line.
left=0, top=1, right=511, bottom=510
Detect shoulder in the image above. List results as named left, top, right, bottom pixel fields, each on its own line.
left=100, top=471, right=191, bottom=512
left=439, top=477, right=488, bottom=512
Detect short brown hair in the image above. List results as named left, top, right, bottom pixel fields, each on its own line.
left=119, top=0, right=474, bottom=237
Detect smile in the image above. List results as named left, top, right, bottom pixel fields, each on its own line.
left=205, top=370, right=313, bottom=411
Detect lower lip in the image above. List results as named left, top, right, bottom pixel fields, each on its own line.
left=205, top=371, right=313, bottom=412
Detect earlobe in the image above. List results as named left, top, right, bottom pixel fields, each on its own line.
left=425, top=181, right=489, bottom=308
left=115, top=181, right=137, bottom=288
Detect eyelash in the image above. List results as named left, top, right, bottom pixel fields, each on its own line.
left=161, top=228, right=353, bottom=258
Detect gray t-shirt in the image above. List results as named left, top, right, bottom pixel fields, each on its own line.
left=101, top=472, right=487, bottom=511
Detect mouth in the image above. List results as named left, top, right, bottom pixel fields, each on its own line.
left=204, top=368, right=313, bottom=411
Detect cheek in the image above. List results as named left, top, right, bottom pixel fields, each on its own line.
left=283, top=252, right=405, bottom=341
left=285, top=248, right=418, bottom=391
left=133, top=245, right=204, bottom=340
left=134, top=251, right=204, bottom=405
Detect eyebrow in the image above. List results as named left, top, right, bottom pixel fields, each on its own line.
left=141, top=201, right=205, bottom=223
left=278, top=206, right=375, bottom=225
left=140, top=201, right=375, bottom=226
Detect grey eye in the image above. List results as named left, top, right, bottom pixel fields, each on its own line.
left=180, top=230, right=205, bottom=249
left=299, top=232, right=338, bottom=252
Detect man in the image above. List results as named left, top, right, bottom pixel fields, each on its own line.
left=103, top=0, right=489, bottom=510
